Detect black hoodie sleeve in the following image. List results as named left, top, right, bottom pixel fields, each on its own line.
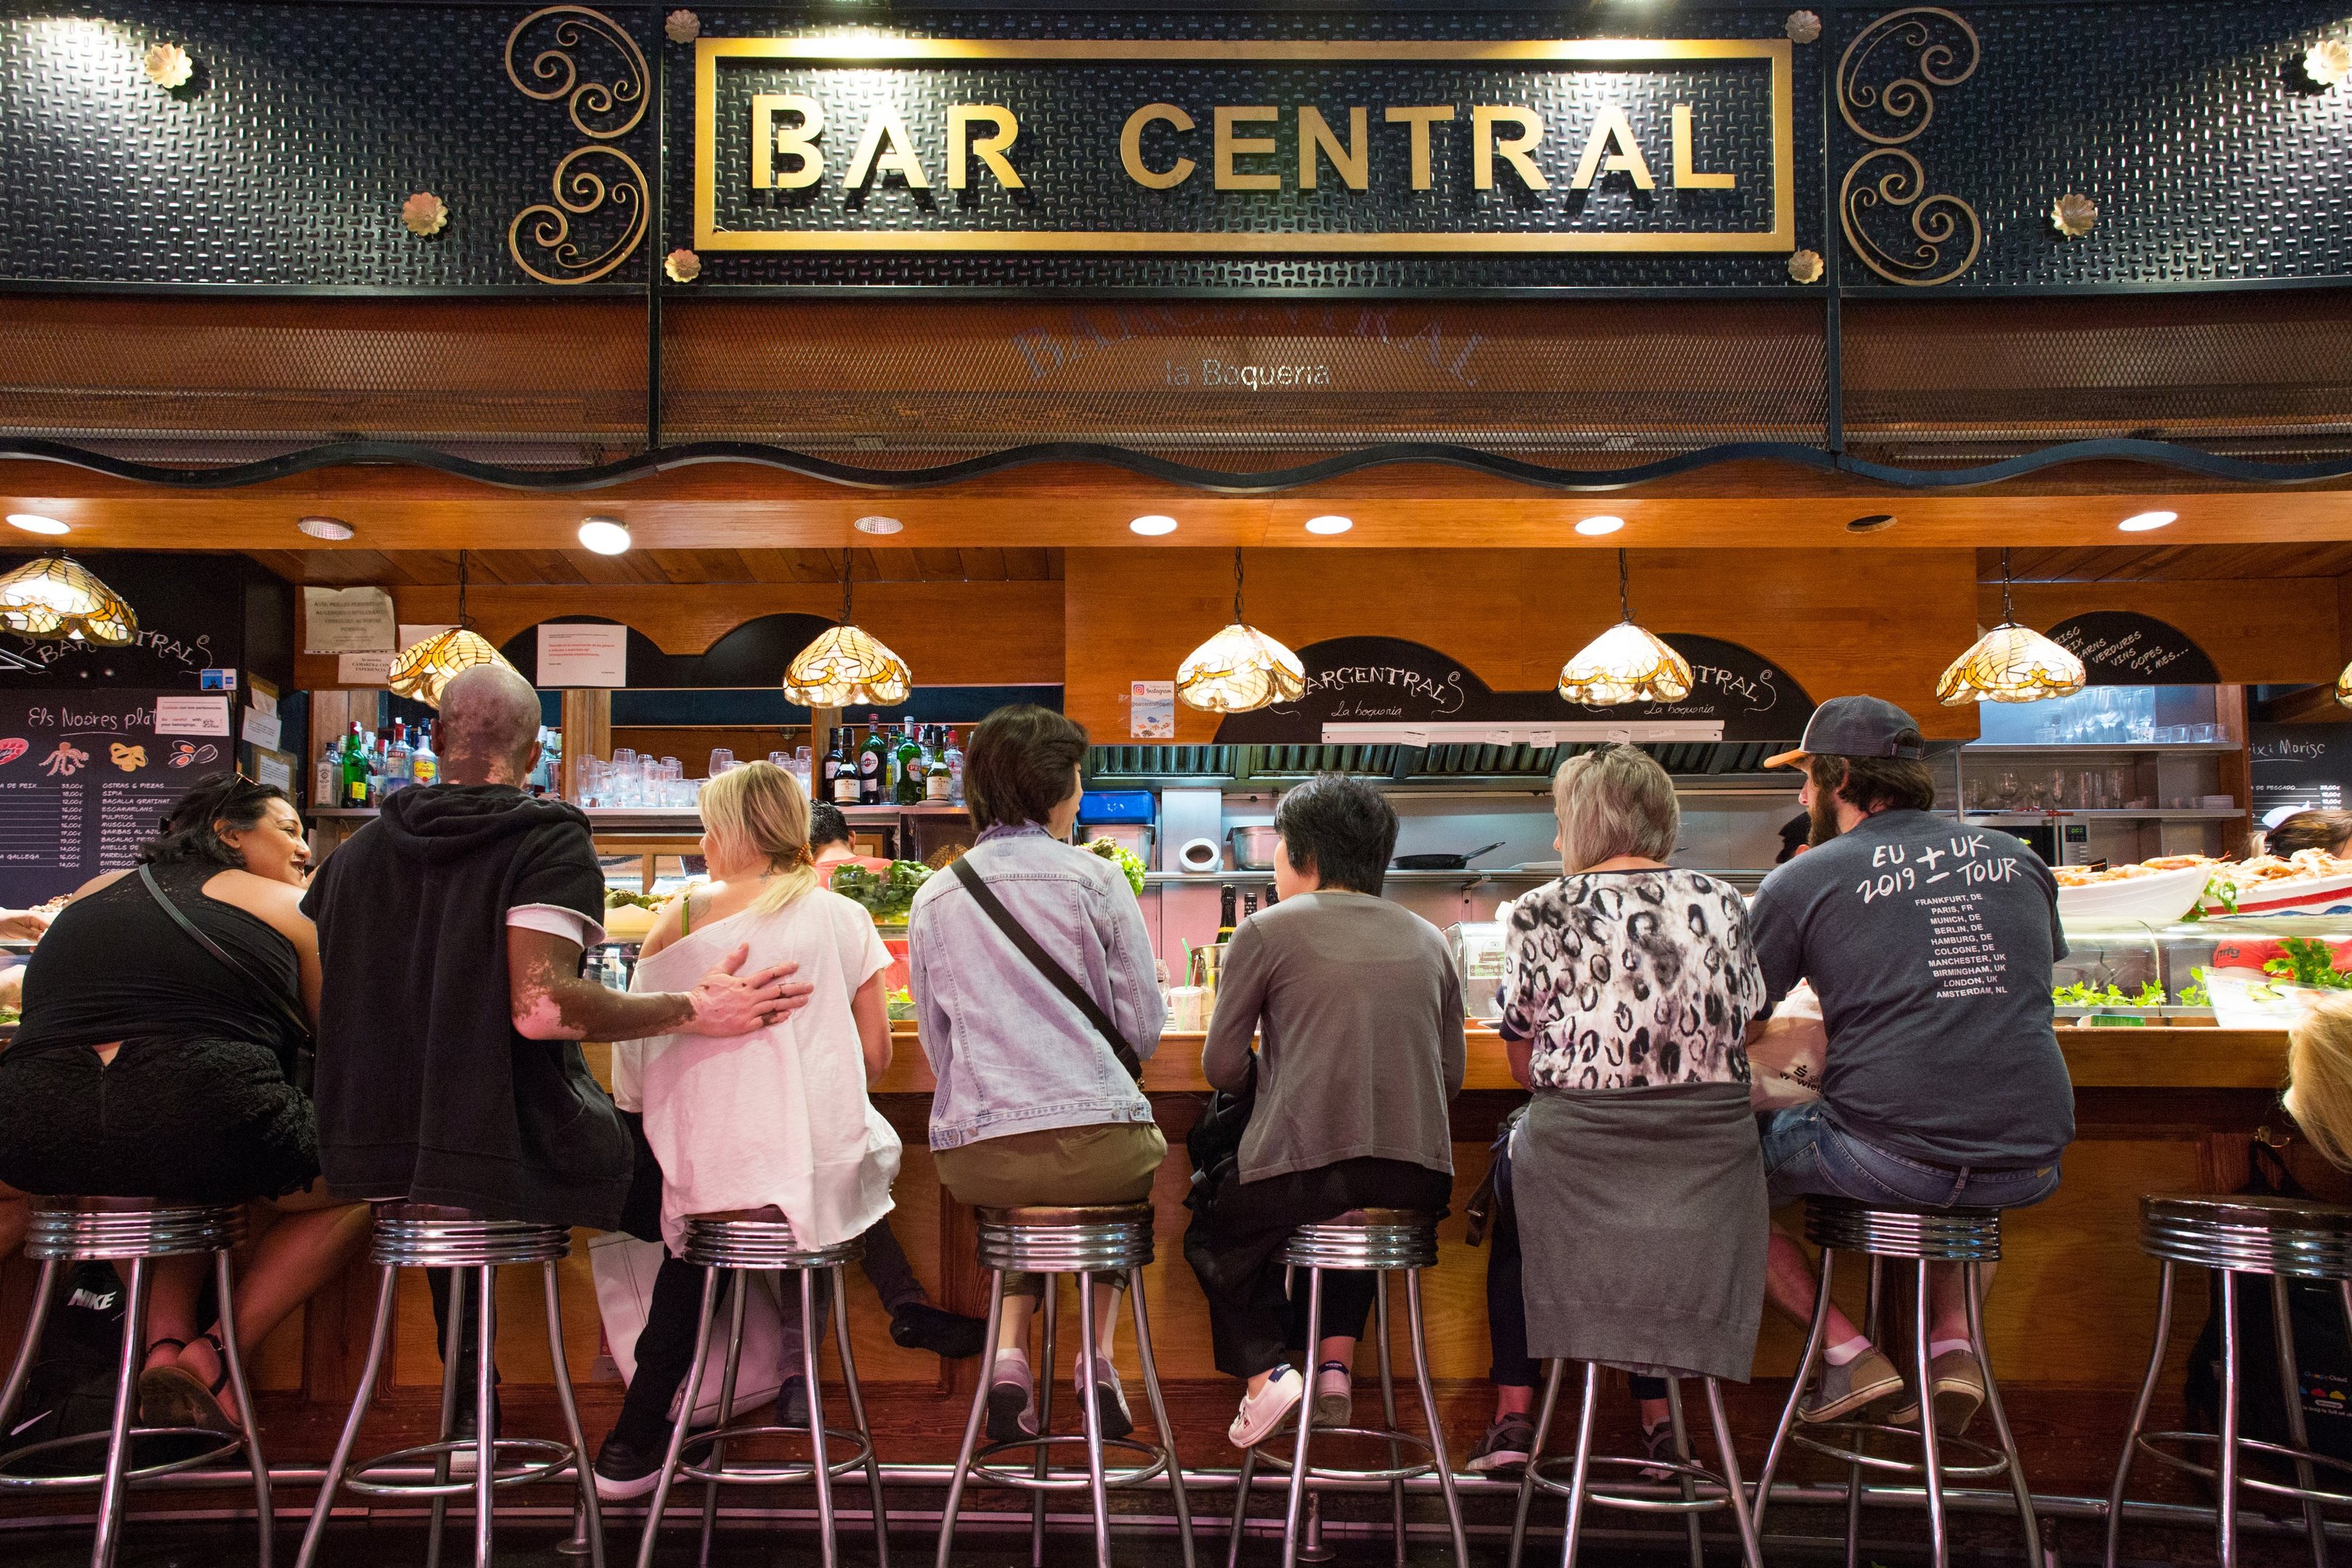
left=510, top=821, right=607, bottom=929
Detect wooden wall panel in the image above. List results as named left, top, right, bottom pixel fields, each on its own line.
left=2002, top=579, right=2343, bottom=685
left=1066, top=548, right=1987, bottom=742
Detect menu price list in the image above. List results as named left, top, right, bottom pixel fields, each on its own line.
left=0, top=776, right=185, bottom=906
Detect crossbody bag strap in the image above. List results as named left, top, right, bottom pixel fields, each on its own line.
left=139, top=865, right=315, bottom=1050
left=949, top=855, right=1144, bottom=1084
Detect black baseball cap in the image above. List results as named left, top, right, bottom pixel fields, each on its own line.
left=1765, top=695, right=1927, bottom=769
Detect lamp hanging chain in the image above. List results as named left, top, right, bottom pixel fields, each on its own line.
left=1617, top=547, right=1633, bottom=622
left=841, top=550, right=854, bottom=626
left=2001, top=546, right=2014, bottom=624
left=456, top=549, right=470, bottom=629
left=1233, top=546, right=1246, bottom=624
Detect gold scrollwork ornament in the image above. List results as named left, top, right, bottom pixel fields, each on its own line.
left=1841, top=148, right=1981, bottom=287
left=507, top=146, right=648, bottom=285
left=504, top=4, right=648, bottom=141
left=1837, top=6, right=1981, bottom=146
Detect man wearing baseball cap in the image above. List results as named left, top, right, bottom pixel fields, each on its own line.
left=1747, top=695, right=2073, bottom=1436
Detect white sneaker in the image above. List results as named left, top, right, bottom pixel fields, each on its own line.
left=1228, top=1366, right=1304, bottom=1450
left=1311, top=1360, right=1353, bottom=1429
left=1073, top=1354, right=1134, bottom=1440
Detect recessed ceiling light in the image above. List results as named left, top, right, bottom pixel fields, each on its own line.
left=1129, top=514, right=1178, bottom=536
left=1846, top=513, right=1898, bottom=534
left=577, top=516, right=633, bottom=555
left=1574, top=515, right=1625, bottom=536
left=1303, top=514, right=1353, bottom=536
left=2119, top=510, right=2178, bottom=532
left=5, top=514, right=68, bottom=536
left=853, top=515, right=903, bottom=535
left=295, top=515, right=353, bottom=541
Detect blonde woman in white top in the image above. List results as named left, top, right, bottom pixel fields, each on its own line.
left=595, top=761, right=898, bottom=1498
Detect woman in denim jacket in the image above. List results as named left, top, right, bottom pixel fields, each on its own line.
left=907, top=705, right=1165, bottom=1445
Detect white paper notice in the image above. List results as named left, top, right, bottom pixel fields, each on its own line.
left=246, top=679, right=278, bottom=719
left=240, top=708, right=282, bottom=751
left=252, top=751, right=294, bottom=794
left=301, top=587, right=397, bottom=653
left=155, top=695, right=231, bottom=738
left=537, top=623, right=627, bottom=687
left=1130, top=680, right=1175, bottom=739
left=338, top=652, right=394, bottom=686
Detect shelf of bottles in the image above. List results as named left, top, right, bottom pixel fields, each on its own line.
left=311, top=713, right=449, bottom=812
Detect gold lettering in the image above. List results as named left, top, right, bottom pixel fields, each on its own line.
left=1214, top=105, right=1281, bottom=192
left=1670, top=105, right=1734, bottom=189
left=1473, top=106, right=1548, bottom=191
left=1298, top=105, right=1368, bottom=191
left=1384, top=105, right=1454, bottom=192
left=1120, top=103, right=1196, bottom=189
left=844, top=103, right=931, bottom=189
left=1570, top=105, right=1656, bottom=191
left=948, top=105, right=1024, bottom=191
left=751, top=93, right=825, bottom=191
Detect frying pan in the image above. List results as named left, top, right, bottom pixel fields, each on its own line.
left=1393, top=841, right=1506, bottom=872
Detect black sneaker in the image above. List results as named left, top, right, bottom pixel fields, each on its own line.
left=1638, top=1421, right=1680, bottom=1482
left=593, top=1430, right=668, bottom=1501
left=1467, top=1414, right=1535, bottom=1477
left=775, top=1376, right=811, bottom=1430
left=891, top=1302, right=988, bottom=1360
left=447, top=1392, right=501, bottom=1477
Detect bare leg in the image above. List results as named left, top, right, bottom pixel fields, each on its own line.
left=1927, top=1260, right=1994, bottom=1346
left=1768, top=1228, right=1866, bottom=1344
left=1637, top=1397, right=1670, bottom=1430
left=169, top=1203, right=372, bottom=1386
left=996, top=1293, right=1036, bottom=1355
left=141, top=1254, right=209, bottom=1371
left=1090, top=1279, right=1123, bottom=1363
left=0, top=1185, right=28, bottom=1257
left=1494, top=1384, right=1535, bottom=1419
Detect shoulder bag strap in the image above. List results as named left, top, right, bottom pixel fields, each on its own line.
left=139, top=865, right=315, bottom=1053
left=950, top=855, right=1145, bottom=1084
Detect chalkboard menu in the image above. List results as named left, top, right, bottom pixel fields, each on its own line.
left=2252, top=724, right=2352, bottom=816
left=2046, top=612, right=2221, bottom=686
left=0, top=690, right=226, bottom=907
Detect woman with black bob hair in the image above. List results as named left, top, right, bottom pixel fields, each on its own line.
left=0, top=772, right=369, bottom=1432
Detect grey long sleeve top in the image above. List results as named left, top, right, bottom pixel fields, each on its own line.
left=1201, top=889, right=1466, bottom=1184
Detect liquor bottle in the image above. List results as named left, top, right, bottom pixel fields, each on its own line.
left=857, top=716, right=889, bottom=805
left=943, top=727, right=965, bottom=803
left=1241, top=892, right=1259, bottom=921
left=1217, top=884, right=1238, bottom=944
left=340, top=722, right=371, bottom=809
left=894, top=722, right=926, bottom=804
left=925, top=733, right=952, bottom=801
left=383, top=721, right=412, bottom=796
left=820, top=730, right=844, bottom=796
left=410, top=723, right=438, bottom=787
left=828, top=730, right=859, bottom=804
left=367, top=735, right=388, bottom=805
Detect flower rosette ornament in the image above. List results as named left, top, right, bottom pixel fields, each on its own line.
left=401, top=192, right=450, bottom=238
left=143, top=42, right=192, bottom=89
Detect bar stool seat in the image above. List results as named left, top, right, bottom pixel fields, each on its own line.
left=2106, top=1193, right=2352, bottom=1568
left=295, top=1203, right=603, bottom=1568
left=1228, top=1209, right=1468, bottom=1568
left=936, top=1204, right=1193, bottom=1568
left=631, top=1207, right=889, bottom=1568
left=0, top=1198, right=271, bottom=1568
left=1752, top=1197, right=2039, bottom=1568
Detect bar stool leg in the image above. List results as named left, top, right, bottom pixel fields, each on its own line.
left=0, top=1259, right=60, bottom=1452
left=1032, top=1276, right=1059, bottom=1568
left=1846, top=1256, right=1883, bottom=1568
left=637, top=1267, right=722, bottom=1568
left=1373, top=1273, right=1405, bottom=1567
left=1559, top=1361, right=1601, bottom=1568
left=2219, top=1267, right=2243, bottom=1568
left=212, top=1247, right=274, bottom=1568
left=830, top=1262, right=892, bottom=1568
left=1506, top=1356, right=1566, bottom=1568
left=1751, top=1246, right=1836, bottom=1538
left=935, top=1271, right=1006, bottom=1568
left=697, top=1270, right=751, bottom=1568
left=542, top=1259, right=607, bottom=1568
left=801, top=1268, right=840, bottom=1568
left=89, top=1255, right=152, bottom=1568
left=1281, top=1266, right=1323, bottom=1568
left=1228, top=1416, right=1259, bottom=1568
left=2104, top=1259, right=2176, bottom=1568
left=1403, top=1267, right=1470, bottom=1568
left=2270, top=1274, right=2332, bottom=1568
left=1662, top=1378, right=1703, bottom=1568
left=426, top=1268, right=468, bottom=1568
left=473, top=1262, right=498, bottom=1568
left=1702, top=1376, right=1768, bottom=1568
left=1076, top=1271, right=1114, bottom=1568
left=1126, top=1265, right=1194, bottom=1568
left=1912, top=1260, right=1948, bottom=1568
left=297, top=1263, right=398, bottom=1568
left=1964, top=1259, right=2038, bottom=1564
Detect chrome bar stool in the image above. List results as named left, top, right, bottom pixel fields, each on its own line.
left=1504, top=1364, right=1763, bottom=1568
left=1752, top=1198, right=2038, bottom=1568
left=295, top=1204, right=603, bottom=1568
left=1227, top=1210, right=1468, bottom=1568
left=632, top=1209, right=889, bottom=1568
left=936, top=1204, right=1193, bottom=1568
left=0, top=1198, right=270, bottom=1568
left=2105, top=1194, right=2352, bottom=1568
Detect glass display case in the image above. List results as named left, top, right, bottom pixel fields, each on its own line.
left=1449, top=920, right=1509, bottom=1021
left=2054, top=912, right=2352, bottom=1024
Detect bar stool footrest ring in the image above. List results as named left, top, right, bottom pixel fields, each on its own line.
left=1242, top=1424, right=1441, bottom=1486
left=337, top=1437, right=576, bottom=1498
left=1788, top=1421, right=2012, bottom=1480
left=0, top=1427, right=247, bottom=1488
left=674, top=1423, right=875, bottom=1485
left=1523, top=1453, right=1748, bottom=1515
left=966, top=1432, right=1171, bottom=1492
left=2133, top=1429, right=2352, bottom=1507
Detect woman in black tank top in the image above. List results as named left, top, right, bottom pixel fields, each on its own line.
left=0, top=775, right=369, bottom=1433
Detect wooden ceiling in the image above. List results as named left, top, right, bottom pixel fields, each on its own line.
left=243, top=545, right=1062, bottom=587
left=1992, top=543, right=2352, bottom=582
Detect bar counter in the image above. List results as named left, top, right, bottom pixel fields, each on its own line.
left=0, top=1024, right=2306, bottom=1512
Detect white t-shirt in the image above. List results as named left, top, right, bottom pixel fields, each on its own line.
left=616, top=886, right=899, bottom=1254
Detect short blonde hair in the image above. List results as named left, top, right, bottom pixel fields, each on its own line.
left=697, top=761, right=820, bottom=915
left=2287, top=993, right=2352, bottom=1170
left=1553, top=743, right=1679, bottom=872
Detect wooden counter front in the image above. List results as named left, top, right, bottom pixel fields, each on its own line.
left=0, top=1023, right=2299, bottom=1508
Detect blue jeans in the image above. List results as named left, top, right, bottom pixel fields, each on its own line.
left=1760, top=1103, right=2062, bottom=1211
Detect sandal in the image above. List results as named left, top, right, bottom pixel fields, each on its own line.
left=138, top=1330, right=238, bottom=1434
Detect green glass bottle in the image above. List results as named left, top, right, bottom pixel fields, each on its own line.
left=893, top=721, right=926, bottom=804
left=340, top=722, right=371, bottom=809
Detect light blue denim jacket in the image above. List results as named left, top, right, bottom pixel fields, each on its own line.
left=908, top=824, right=1162, bottom=1149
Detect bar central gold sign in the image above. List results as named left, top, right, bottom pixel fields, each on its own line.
left=693, top=38, right=1794, bottom=255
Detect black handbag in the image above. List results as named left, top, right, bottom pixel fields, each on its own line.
left=948, top=856, right=1145, bottom=1084
left=1183, top=1053, right=1257, bottom=1215
left=139, top=865, right=317, bottom=1095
